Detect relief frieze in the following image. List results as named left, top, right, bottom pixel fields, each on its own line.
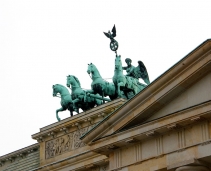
left=45, top=125, right=94, bottom=159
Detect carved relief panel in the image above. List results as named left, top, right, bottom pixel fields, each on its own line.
left=45, top=125, right=92, bottom=159
left=90, top=164, right=109, bottom=171
left=100, top=164, right=109, bottom=171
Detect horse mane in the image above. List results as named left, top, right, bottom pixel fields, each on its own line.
left=89, top=63, right=102, bottom=78
left=56, top=84, right=62, bottom=87
left=55, top=84, right=67, bottom=89
left=115, top=55, right=123, bottom=71
left=71, top=75, right=81, bottom=87
left=91, top=63, right=97, bottom=70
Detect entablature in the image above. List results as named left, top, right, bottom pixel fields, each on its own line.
left=0, top=143, right=39, bottom=167
left=32, top=98, right=125, bottom=142
left=31, top=151, right=108, bottom=171
left=88, top=101, right=211, bottom=154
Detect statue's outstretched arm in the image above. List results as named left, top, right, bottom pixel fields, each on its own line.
left=86, top=89, right=94, bottom=94
left=122, top=66, right=127, bottom=70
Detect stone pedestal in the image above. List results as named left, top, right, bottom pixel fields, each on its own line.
left=176, top=165, right=210, bottom=171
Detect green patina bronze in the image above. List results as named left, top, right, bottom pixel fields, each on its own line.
left=52, top=25, right=151, bottom=121
left=113, top=55, right=147, bottom=99
left=52, top=84, right=75, bottom=121
left=66, top=75, right=104, bottom=112
left=104, top=25, right=118, bottom=52
left=87, top=63, right=118, bottom=101
left=123, top=58, right=150, bottom=85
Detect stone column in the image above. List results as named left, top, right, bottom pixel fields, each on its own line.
left=175, top=165, right=210, bottom=171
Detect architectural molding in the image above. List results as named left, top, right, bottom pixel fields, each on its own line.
left=32, top=99, right=125, bottom=142
left=0, top=143, right=39, bottom=164
left=81, top=40, right=211, bottom=144
left=2, top=40, right=211, bottom=171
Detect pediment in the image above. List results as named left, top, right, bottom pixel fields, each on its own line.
left=145, top=72, right=211, bottom=123
left=81, top=39, right=211, bottom=145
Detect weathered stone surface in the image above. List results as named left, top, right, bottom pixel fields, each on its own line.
left=45, top=125, right=93, bottom=159
left=2, top=40, right=211, bottom=171
left=0, top=144, right=39, bottom=171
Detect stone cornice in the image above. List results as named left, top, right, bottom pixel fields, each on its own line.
left=0, top=143, right=39, bottom=164
left=88, top=101, right=211, bottom=151
left=32, top=98, right=126, bottom=142
left=31, top=151, right=108, bottom=171
left=81, top=39, right=211, bottom=144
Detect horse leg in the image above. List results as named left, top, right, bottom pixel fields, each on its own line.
left=92, top=94, right=101, bottom=106
left=72, top=107, right=79, bottom=114
left=68, top=104, right=74, bottom=117
left=133, top=81, right=138, bottom=95
left=123, top=91, right=129, bottom=99
left=132, top=88, right=136, bottom=95
left=72, top=98, right=80, bottom=112
left=102, top=87, right=105, bottom=104
left=56, top=107, right=65, bottom=122
left=117, top=82, right=124, bottom=98
left=96, top=98, right=102, bottom=106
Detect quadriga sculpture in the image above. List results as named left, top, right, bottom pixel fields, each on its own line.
left=66, top=75, right=103, bottom=111
left=52, top=84, right=75, bottom=121
left=87, top=63, right=118, bottom=101
left=113, top=55, right=146, bottom=98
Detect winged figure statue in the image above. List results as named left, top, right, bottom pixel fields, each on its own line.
left=123, top=58, right=150, bottom=85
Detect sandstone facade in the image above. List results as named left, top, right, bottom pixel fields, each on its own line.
left=1, top=40, right=211, bottom=171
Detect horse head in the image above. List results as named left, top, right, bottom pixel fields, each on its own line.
left=66, top=75, right=72, bottom=87
left=52, top=84, right=60, bottom=96
left=66, top=75, right=81, bottom=88
left=115, top=55, right=122, bottom=70
left=87, top=63, right=94, bottom=75
left=87, top=63, right=102, bottom=80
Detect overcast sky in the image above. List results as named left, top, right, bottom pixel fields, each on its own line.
left=1, top=0, right=211, bottom=156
